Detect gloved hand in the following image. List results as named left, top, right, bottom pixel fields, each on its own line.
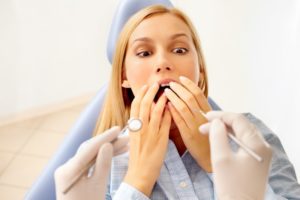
left=55, top=126, right=129, bottom=200
left=199, top=111, right=272, bottom=200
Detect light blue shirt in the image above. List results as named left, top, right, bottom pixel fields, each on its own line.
left=107, top=113, right=300, bottom=199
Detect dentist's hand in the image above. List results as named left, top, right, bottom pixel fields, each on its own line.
left=55, top=126, right=129, bottom=200
left=200, top=111, right=272, bottom=200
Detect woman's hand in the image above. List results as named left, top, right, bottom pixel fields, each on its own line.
left=200, top=111, right=272, bottom=200
left=124, top=83, right=172, bottom=197
left=165, top=76, right=212, bottom=172
left=54, top=126, right=129, bottom=200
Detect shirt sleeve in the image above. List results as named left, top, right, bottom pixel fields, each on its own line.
left=206, top=172, right=213, bottom=181
left=113, top=182, right=151, bottom=200
left=264, top=184, right=289, bottom=200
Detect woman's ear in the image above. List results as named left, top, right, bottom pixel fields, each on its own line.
left=122, top=80, right=131, bottom=88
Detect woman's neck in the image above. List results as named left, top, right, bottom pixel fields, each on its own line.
left=169, top=128, right=187, bottom=156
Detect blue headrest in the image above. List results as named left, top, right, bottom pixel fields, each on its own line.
left=106, top=0, right=173, bottom=64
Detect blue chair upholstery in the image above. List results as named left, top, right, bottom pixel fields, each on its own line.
left=25, top=0, right=221, bottom=199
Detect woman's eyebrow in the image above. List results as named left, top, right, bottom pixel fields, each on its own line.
left=170, top=33, right=189, bottom=40
left=130, top=33, right=189, bottom=46
left=131, top=37, right=153, bottom=44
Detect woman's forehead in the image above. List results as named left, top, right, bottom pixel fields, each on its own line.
left=128, top=13, right=192, bottom=43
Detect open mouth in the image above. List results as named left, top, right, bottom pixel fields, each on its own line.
left=154, top=83, right=171, bottom=103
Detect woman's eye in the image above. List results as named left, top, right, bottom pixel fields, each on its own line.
left=136, top=51, right=152, bottom=57
left=173, top=48, right=188, bottom=54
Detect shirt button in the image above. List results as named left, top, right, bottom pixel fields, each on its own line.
left=179, top=181, right=187, bottom=188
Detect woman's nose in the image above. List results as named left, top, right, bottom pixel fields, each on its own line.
left=156, top=65, right=171, bottom=73
left=155, top=54, right=173, bottom=73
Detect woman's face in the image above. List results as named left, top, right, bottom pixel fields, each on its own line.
left=123, top=13, right=200, bottom=96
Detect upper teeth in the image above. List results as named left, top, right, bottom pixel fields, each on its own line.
left=161, top=83, right=170, bottom=87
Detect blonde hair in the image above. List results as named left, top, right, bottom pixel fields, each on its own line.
left=94, top=5, right=209, bottom=135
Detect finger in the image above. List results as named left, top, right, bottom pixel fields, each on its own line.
left=207, top=112, right=268, bottom=150
left=130, top=85, right=148, bottom=118
left=78, top=126, right=121, bottom=154
left=158, top=107, right=171, bottom=144
left=114, top=144, right=129, bottom=156
left=205, top=111, right=243, bottom=124
left=71, top=126, right=121, bottom=172
left=227, top=115, right=267, bottom=151
left=94, top=126, right=122, bottom=143
left=179, top=76, right=211, bottom=112
left=199, top=122, right=211, bottom=134
left=169, top=81, right=200, bottom=117
left=150, top=102, right=155, bottom=116
left=93, top=143, right=113, bottom=185
left=205, top=111, right=228, bottom=121
left=139, top=83, right=159, bottom=122
left=213, top=113, right=259, bottom=141
left=165, top=88, right=195, bottom=130
left=205, top=111, right=238, bottom=134
left=229, top=116, right=272, bottom=163
left=111, top=135, right=129, bottom=153
left=167, top=102, right=189, bottom=134
left=149, top=94, right=168, bottom=134
left=209, top=119, right=232, bottom=163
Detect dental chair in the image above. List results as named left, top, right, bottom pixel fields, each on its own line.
left=24, top=0, right=221, bottom=199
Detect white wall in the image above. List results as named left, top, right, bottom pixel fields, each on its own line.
left=1, top=0, right=299, bottom=180
left=0, top=0, right=118, bottom=118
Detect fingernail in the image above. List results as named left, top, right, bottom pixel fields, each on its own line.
left=164, top=88, right=171, bottom=94
left=101, top=143, right=113, bottom=160
left=179, top=76, right=188, bottom=82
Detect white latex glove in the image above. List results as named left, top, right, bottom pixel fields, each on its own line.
left=55, top=126, right=129, bottom=200
left=199, top=111, right=272, bottom=200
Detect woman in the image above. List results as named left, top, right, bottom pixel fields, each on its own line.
left=96, top=5, right=212, bottom=198
left=93, top=4, right=299, bottom=200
